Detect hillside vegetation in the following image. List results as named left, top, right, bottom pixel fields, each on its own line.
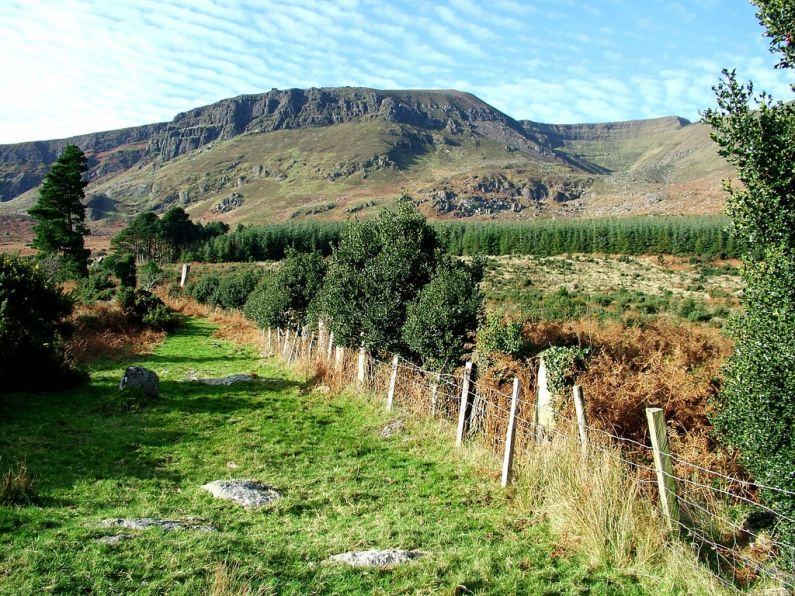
left=0, top=87, right=732, bottom=228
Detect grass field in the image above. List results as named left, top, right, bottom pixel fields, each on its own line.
left=481, top=254, right=740, bottom=325
left=0, top=318, right=644, bottom=594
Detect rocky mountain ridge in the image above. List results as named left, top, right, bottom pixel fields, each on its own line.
left=0, top=87, right=731, bottom=224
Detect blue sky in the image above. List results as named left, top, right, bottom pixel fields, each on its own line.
left=0, top=0, right=791, bottom=143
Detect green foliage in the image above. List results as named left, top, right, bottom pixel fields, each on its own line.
left=705, top=0, right=795, bottom=544
left=0, top=253, right=84, bottom=393
left=438, top=216, right=743, bottom=259
left=245, top=251, right=326, bottom=328
left=191, top=216, right=744, bottom=263
left=476, top=312, right=525, bottom=360
left=111, top=207, right=227, bottom=263
left=139, top=261, right=165, bottom=291
left=538, top=345, right=590, bottom=399
left=315, top=203, right=438, bottom=352
left=193, top=221, right=342, bottom=262
left=401, top=259, right=484, bottom=371
left=28, top=144, right=91, bottom=277
left=188, top=273, right=221, bottom=306
left=217, top=269, right=260, bottom=310
left=72, top=271, right=116, bottom=304
left=117, top=287, right=177, bottom=331
left=108, top=253, right=137, bottom=288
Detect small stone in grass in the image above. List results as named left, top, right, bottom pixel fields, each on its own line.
left=380, top=419, right=405, bottom=437
left=327, top=549, right=424, bottom=567
left=98, top=518, right=216, bottom=532
left=201, top=479, right=281, bottom=508
left=95, top=534, right=133, bottom=545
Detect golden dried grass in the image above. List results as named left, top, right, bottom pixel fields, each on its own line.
left=67, top=302, right=166, bottom=364
left=160, top=294, right=264, bottom=347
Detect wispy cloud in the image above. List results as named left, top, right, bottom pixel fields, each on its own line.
left=0, top=0, right=791, bottom=142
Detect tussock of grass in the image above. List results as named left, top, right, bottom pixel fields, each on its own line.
left=0, top=461, right=36, bottom=505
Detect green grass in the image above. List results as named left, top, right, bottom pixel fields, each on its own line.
left=0, top=318, right=643, bottom=594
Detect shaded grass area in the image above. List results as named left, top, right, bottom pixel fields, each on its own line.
left=0, top=318, right=642, bottom=594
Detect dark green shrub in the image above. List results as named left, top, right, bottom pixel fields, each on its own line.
left=72, top=271, right=116, bottom=304
left=315, top=203, right=438, bottom=352
left=117, top=287, right=177, bottom=331
left=712, top=250, right=795, bottom=543
left=0, top=253, right=84, bottom=393
left=139, top=261, right=165, bottom=291
left=189, top=273, right=221, bottom=306
left=112, top=253, right=137, bottom=288
left=245, top=251, right=326, bottom=329
left=402, top=259, right=483, bottom=371
left=217, top=269, right=259, bottom=310
left=476, top=312, right=525, bottom=360
left=704, top=3, right=795, bottom=545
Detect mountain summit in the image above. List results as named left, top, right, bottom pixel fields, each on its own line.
left=0, top=87, right=731, bottom=224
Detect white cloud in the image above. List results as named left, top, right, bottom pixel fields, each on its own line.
left=0, top=0, right=791, bottom=143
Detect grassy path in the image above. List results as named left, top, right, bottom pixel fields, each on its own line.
left=0, top=318, right=641, bottom=594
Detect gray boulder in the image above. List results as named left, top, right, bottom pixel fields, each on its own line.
left=201, top=479, right=281, bottom=508
left=119, top=366, right=159, bottom=397
left=327, top=549, right=424, bottom=567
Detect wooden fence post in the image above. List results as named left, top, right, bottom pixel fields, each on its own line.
left=287, top=332, right=298, bottom=363
left=334, top=346, right=344, bottom=372
left=501, top=377, right=521, bottom=487
left=357, top=345, right=367, bottom=386
left=386, top=355, right=399, bottom=411
left=327, top=331, right=334, bottom=362
left=573, top=385, right=588, bottom=453
left=267, top=328, right=272, bottom=354
left=179, top=263, right=190, bottom=287
left=646, top=407, right=679, bottom=531
left=317, top=320, right=325, bottom=356
left=282, top=329, right=291, bottom=357
left=306, top=334, right=314, bottom=361
left=535, top=357, right=555, bottom=441
left=455, top=362, right=473, bottom=448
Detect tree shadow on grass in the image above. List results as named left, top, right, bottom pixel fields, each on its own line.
left=0, top=373, right=299, bottom=494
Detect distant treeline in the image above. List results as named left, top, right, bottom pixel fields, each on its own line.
left=188, top=216, right=744, bottom=262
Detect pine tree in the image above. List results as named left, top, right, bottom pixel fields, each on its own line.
left=29, top=144, right=91, bottom=276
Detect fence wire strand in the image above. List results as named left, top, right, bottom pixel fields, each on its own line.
left=270, top=329, right=795, bottom=592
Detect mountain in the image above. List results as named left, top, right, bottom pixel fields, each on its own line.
left=0, top=87, right=732, bottom=227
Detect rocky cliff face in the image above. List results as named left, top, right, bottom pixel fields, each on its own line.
left=0, top=123, right=165, bottom=201
left=0, top=87, right=551, bottom=203
left=147, top=87, right=539, bottom=161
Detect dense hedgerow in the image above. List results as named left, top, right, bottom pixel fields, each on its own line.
left=703, top=0, right=795, bottom=545
left=216, top=269, right=260, bottom=310
left=314, top=203, right=440, bottom=353
left=189, top=273, right=222, bottom=306
left=401, top=258, right=484, bottom=371
left=0, top=253, right=85, bottom=392
left=244, top=250, right=326, bottom=329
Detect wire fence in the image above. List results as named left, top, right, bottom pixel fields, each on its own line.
left=265, top=326, right=795, bottom=593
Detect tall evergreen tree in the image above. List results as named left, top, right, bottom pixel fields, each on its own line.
left=29, top=144, right=90, bottom=276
